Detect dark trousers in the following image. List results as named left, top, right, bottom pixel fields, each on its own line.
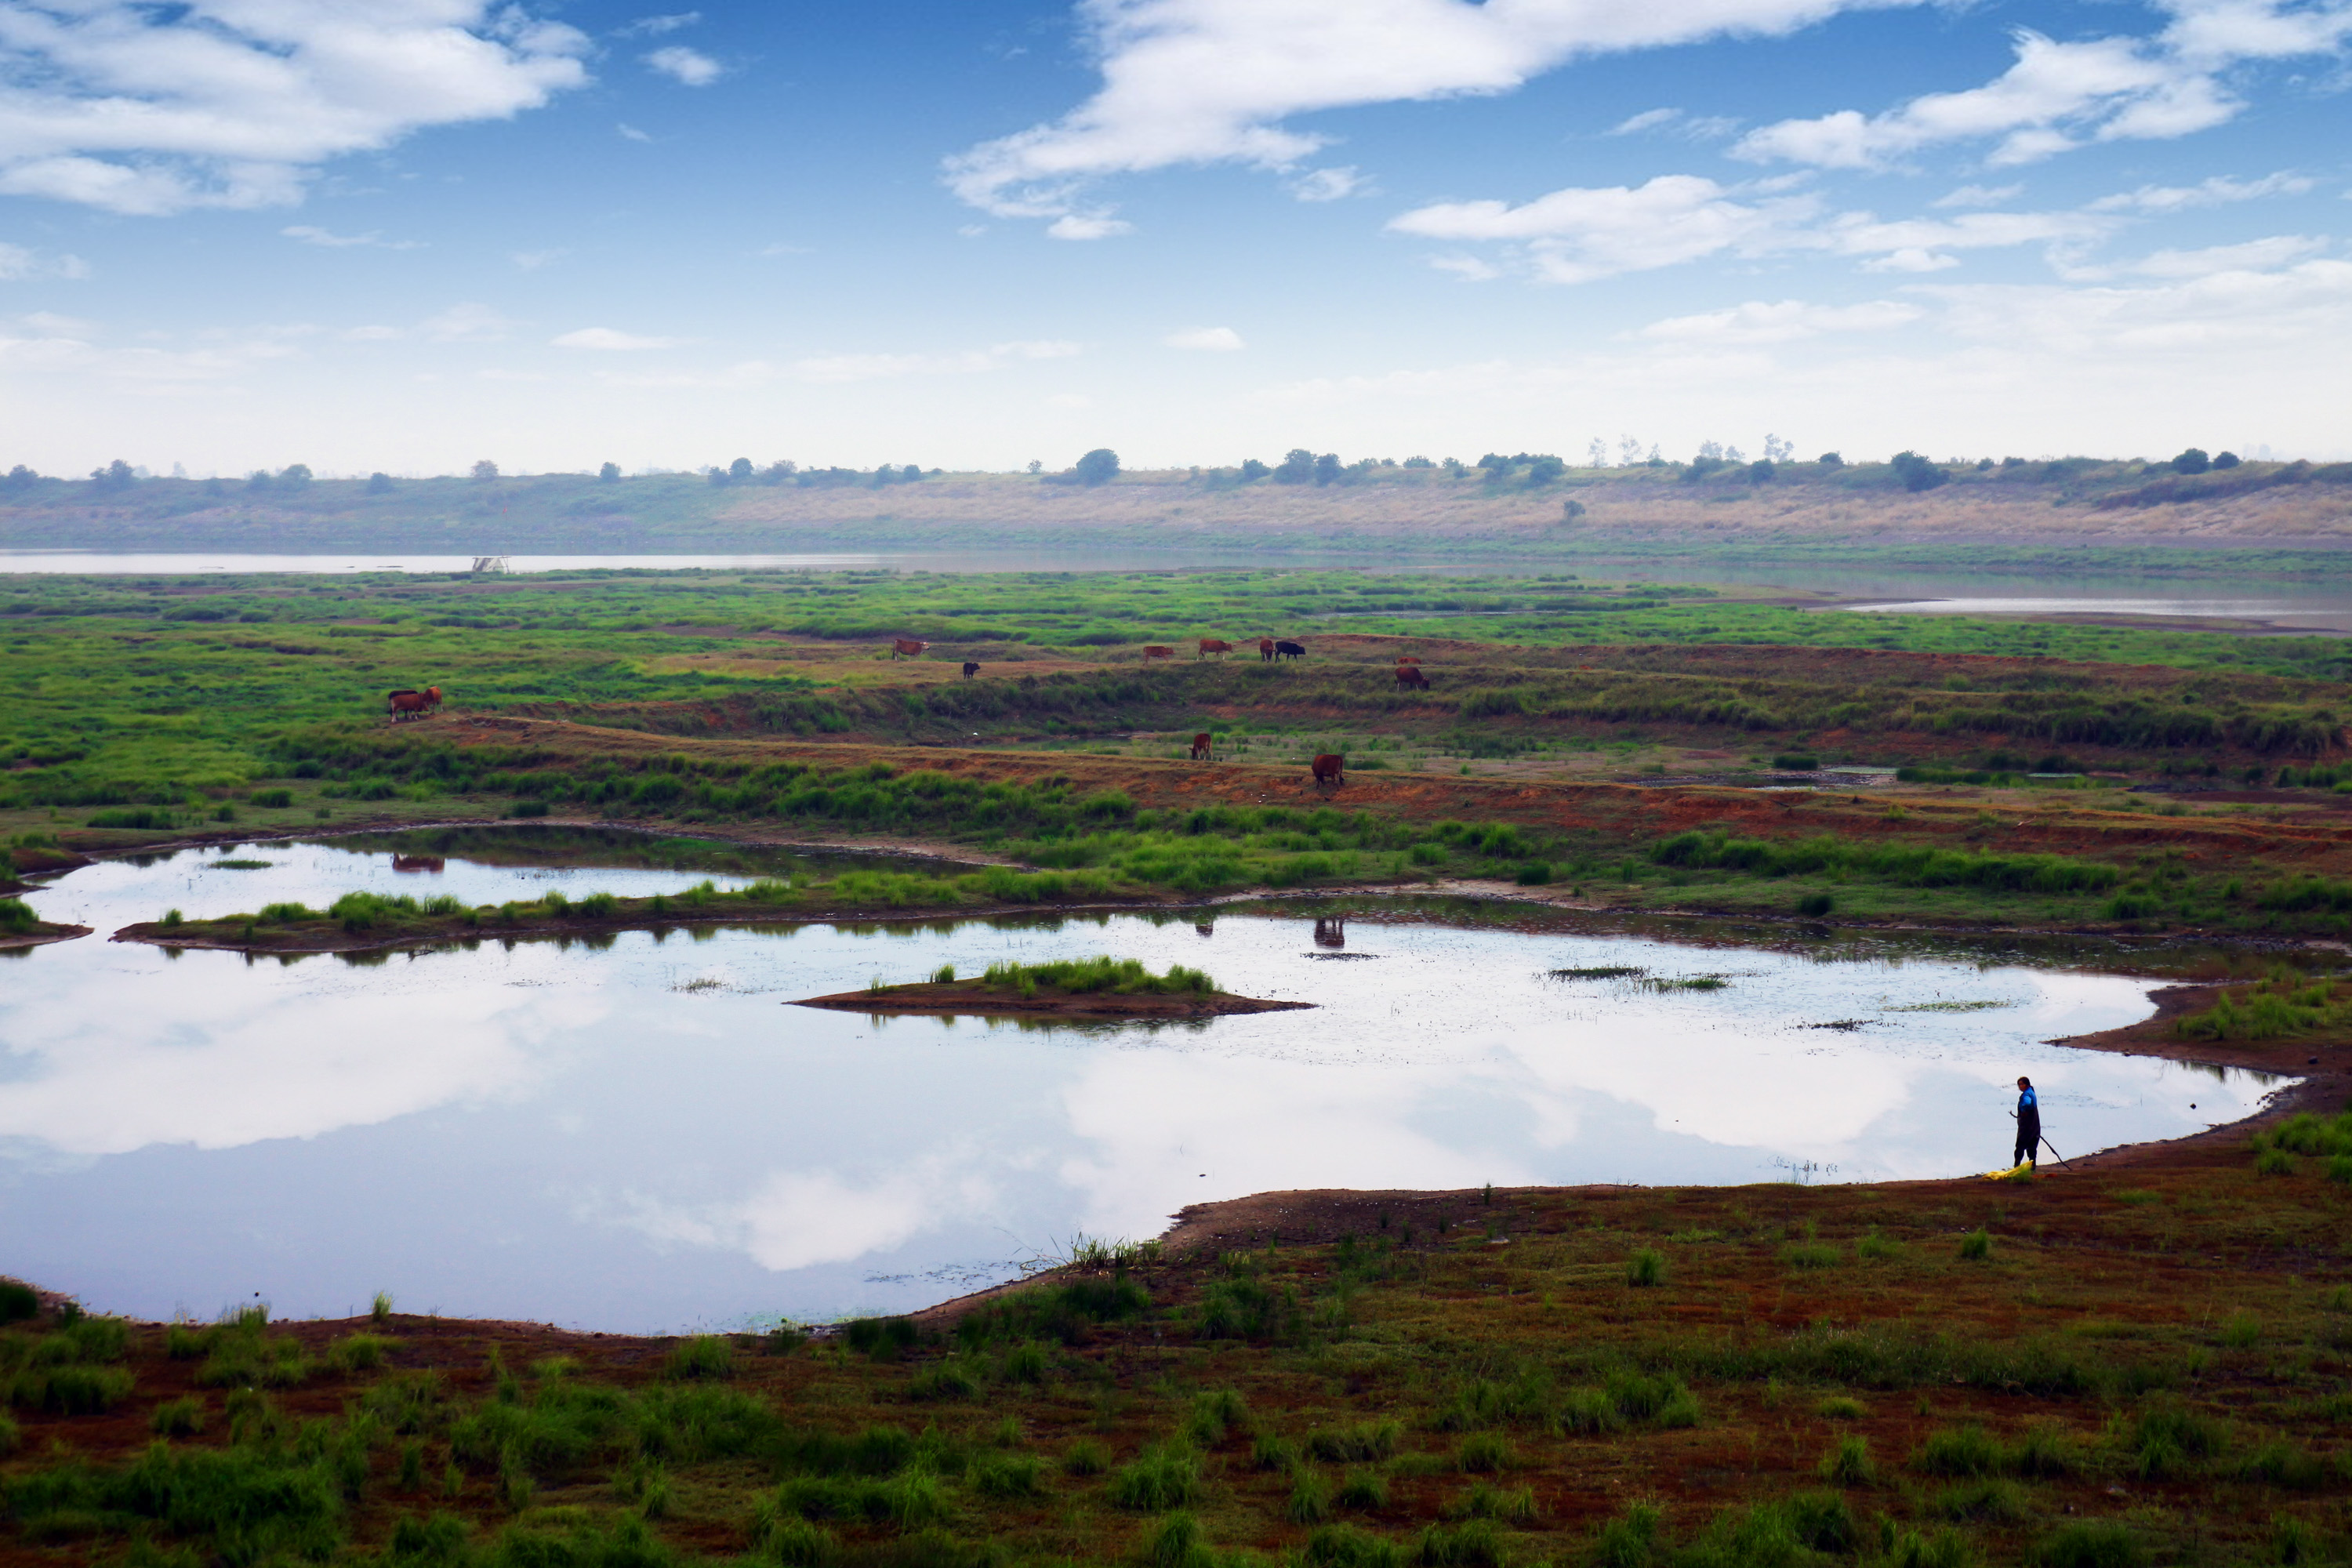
left=2014, top=1117, right=2040, bottom=1167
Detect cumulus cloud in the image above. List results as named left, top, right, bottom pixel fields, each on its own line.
left=788, top=339, right=1083, bottom=383
left=644, top=45, right=722, bottom=85
left=552, top=327, right=681, bottom=350
left=1735, top=2, right=2352, bottom=172
left=281, top=225, right=422, bottom=250
left=1925, top=257, right=2352, bottom=352
left=942, top=0, right=1941, bottom=223
left=1934, top=183, right=2024, bottom=209
left=0, top=2, right=590, bottom=216
left=1389, top=175, right=2117, bottom=281
left=1163, top=325, right=1246, bottom=350
left=1639, top=298, right=1924, bottom=343
left=2127, top=234, right=2330, bottom=277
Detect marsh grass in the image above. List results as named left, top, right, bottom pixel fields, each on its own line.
left=661, top=1335, right=733, bottom=1381
left=1108, top=1443, right=1203, bottom=1511
left=1958, top=1229, right=1993, bottom=1261
left=1626, top=1248, right=1667, bottom=1287
left=1817, top=1435, right=1874, bottom=1486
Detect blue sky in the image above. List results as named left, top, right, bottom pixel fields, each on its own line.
left=0, top=0, right=2345, bottom=477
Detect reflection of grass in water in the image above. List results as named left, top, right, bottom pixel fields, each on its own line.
left=1889, top=999, right=2019, bottom=1013
left=1548, top=965, right=1646, bottom=980
left=1642, top=975, right=1730, bottom=993
left=208, top=859, right=274, bottom=870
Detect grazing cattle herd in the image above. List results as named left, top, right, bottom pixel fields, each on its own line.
left=1197, top=638, right=1235, bottom=659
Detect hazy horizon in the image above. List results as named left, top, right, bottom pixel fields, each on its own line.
left=0, top=1, right=2344, bottom=475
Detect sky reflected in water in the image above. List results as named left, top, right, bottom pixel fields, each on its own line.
left=0, top=834, right=2281, bottom=1332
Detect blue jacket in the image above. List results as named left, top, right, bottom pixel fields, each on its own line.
left=2017, top=1087, right=2039, bottom=1119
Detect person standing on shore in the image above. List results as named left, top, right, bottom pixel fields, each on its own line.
left=2013, top=1076, right=2040, bottom=1169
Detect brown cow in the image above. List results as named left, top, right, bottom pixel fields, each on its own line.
left=386, top=686, right=442, bottom=720
left=1393, top=666, right=1430, bottom=690
left=1310, top=753, right=1345, bottom=788
left=891, top=638, right=929, bottom=659
left=1197, top=638, right=1234, bottom=659
left=1190, top=732, right=1213, bottom=760
left=1258, top=637, right=1276, bottom=661
left=1142, top=645, right=1174, bottom=661
left=1395, top=655, right=1421, bottom=666
left=961, top=662, right=980, bottom=680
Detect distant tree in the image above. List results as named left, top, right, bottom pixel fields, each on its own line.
left=89, top=458, right=136, bottom=491
left=277, top=463, right=312, bottom=490
left=597, top=462, right=622, bottom=482
left=1026, top=459, right=1043, bottom=474
left=1695, top=440, right=1725, bottom=461
left=1748, top=459, right=1775, bottom=484
left=1889, top=451, right=1949, bottom=492
left=1239, top=458, right=1271, bottom=481
left=1617, top=435, right=1646, bottom=466
left=1817, top=452, right=1844, bottom=468
left=1071, top=448, right=1120, bottom=486
left=1762, top=434, right=1794, bottom=463
left=1974, top=457, right=1994, bottom=470
left=1683, top=456, right=1728, bottom=482
left=366, top=472, right=395, bottom=494
left=1312, top=452, right=1343, bottom=485
left=1, top=464, right=38, bottom=492
left=1273, top=448, right=1315, bottom=485
left=725, top=456, right=754, bottom=482
left=2212, top=450, right=2241, bottom=470
left=245, top=470, right=273, bottom=492
left=1402, top=456, right=1434, bottom=469
left=470, top=459, right=499, bottom=482
left=201, top=476, right=229, bottom=498
left=2000, top=456, right=2026, bottom=468
left=761, top=460, right=796, bottom=484
left=1523, top=454, right=1566, bottom=484
left=1562, top=499, right=1586, bottom=521
left=902, top=463, right=923, bottom=481
left=1587, top=437, right=1609, bottom=469
left=1441, top=457, right=1465, bottom=478
left=1476, top=452, right=1512, bottom=475
left=2172, top=447, right=2211, bottom=474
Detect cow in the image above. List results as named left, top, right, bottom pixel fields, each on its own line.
left=1190, top=732, right=1213, bottom=760
left=1395, top=655, right=1421, bottom=666
left=1311, top=753, right=1345, bottom=788
left=387, top=686, right=442, bottom=720
left=1143, top=645, right=1175, bottom=661
left=1258, top=637, right=1276, bottom=662
left=891, top=638, right=930, bottom=659
left=1314, top=916, right=1346, bottom=949
left=1198, top=638, right=1235, bottom=659
left=1276, top=641, right=1306, bottom=659
left=961, top=662, right=980, bottom=681
left=1394, top=666, right=1431, bottom=690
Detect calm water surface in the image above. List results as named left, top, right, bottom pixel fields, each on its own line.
left=1, top=833, right=2279, bottom=1332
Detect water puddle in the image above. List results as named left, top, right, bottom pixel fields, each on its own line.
left=0, top=829, right=2285, bottom=1332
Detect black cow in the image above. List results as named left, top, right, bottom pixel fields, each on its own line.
left=961, top=662, right=980, bottom=680
left=1275, top=641, right=1306, bottom=659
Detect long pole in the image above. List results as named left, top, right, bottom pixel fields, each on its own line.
left=2038, top=1134, right=2072, bottom=1171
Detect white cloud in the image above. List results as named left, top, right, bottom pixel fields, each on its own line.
left=942, top=0, right=1941, bottom=223
left=1611, top=107, right=1683, bottom=135
left=1925, top=257, right=2352, bottom=351
left=511, top=249, right=567, bottom=270
left=2089, top=172, right=2314, bottom=212
left=552, top=327, right=682, bottom=350
left=644, top=45, right=722, bottom=86
left=1164, top=325, right=1246, bottom=350
left=1289, top=165, right=1370, bottom=201
left=789, top=339, right=1083, bottom=383
left=2129, top=234, right=2329, bottom=277
left=1934, top=183, right=2024, bottom=209
left=1639, top=298, right=1924, bottom=343
left=1735, top=2, right=2352, bottom=173
left=1047, top=213, right=1134, bottom=240
left=0, top=243, right=89, bottom=281
left=419, top=303, right=514, bottom=343
left=618, top=122, right=652, bottom=142
left=1390, top=175, right=1819, bottom=283
left=0, top=2, right=589, bottom=216
left=618, top=13, right=701, bottom=38
left=1428, top=252, right=1500, bottom=281
left=1391, top=174, right=2115, bottom=282
left=281, top=225, right=422, bottom=250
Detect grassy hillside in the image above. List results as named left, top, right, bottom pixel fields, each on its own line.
left=9, top=457, right=2352, bottom=564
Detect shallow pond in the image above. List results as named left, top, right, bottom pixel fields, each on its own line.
left=2, top=831, right=2281, bottom=1332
